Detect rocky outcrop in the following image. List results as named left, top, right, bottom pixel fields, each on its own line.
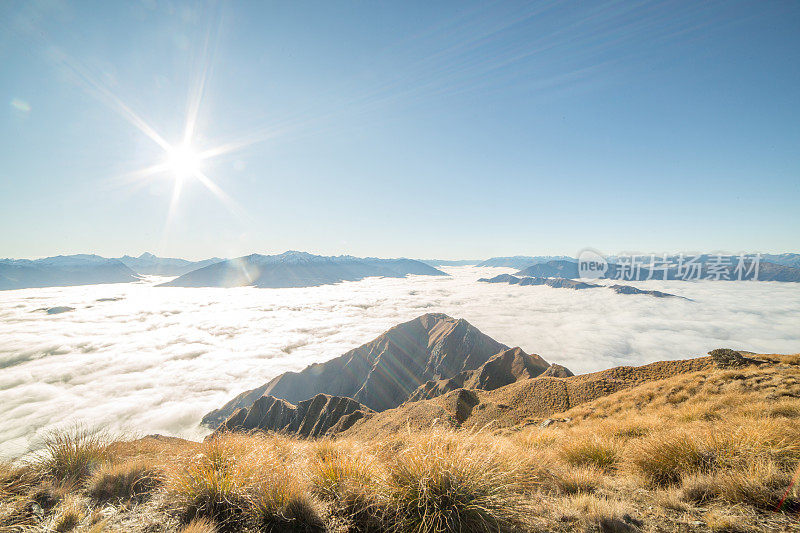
left=216, top=393, right=372, bottom=438
left=203, top=313, right=509, bottom=427
left=708, top=348, right=767, bottom=368
left=407, top=347, right=557, bottom=402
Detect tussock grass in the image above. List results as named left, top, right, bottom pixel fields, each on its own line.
left=384, top=429, right=531, bottom=533
left=166, top=437, right=255, bottom=529
left=308, top=444, right=387, bottom=531
left=249, top=476, right=325, bottom=533
left=86, top=458, right=163, bottom=502
left=180, top=517, right=218, bottom=533
left=38, top=427, right=109, bottom=483
left=630, top=432, right=714, bottom=486
left=558, top=494, right=638, bottom=532
left=559, top=436, right=619, bottom=471
left=52, top=495, right=85, bottom=532
left=552, top=465, right=604, bottom=495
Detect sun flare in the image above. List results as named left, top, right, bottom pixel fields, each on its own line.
left=165, top=144, right=202, bottom=181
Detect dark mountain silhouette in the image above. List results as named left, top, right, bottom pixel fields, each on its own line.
left=479, top=274, right=686, bottom=298
left=116, top=252, right=223, bottom=276
left=159, top=251, right=446, bottom=288
left=0, top=255, right=139, bottom=290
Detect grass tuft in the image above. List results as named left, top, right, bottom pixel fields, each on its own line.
left=385, top=430, right=530, bottom=533
left=38, top=426, right=108, bottom=483
left=559, top=436, right=619, bottom=471
left=86, top=458, right=163, bottom=502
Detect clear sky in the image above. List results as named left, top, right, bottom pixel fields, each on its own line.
left=1, top=1, right=798, bottom=260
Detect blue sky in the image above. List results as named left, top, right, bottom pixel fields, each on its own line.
left=1, top=1, right=798, bottom=260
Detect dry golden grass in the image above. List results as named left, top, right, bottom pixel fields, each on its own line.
left=558, top=435, right=620, bottom=472
left=384, top=429, right=532, bottom=533
left=3, top=354, right=799, bottom=532
left=51, top=495, right=86, bottom=532
left=86, top=458, right=163, bottom=502
left=37, top=426, right=109, bottom=483
left=179, top=517, right=218, bottom=533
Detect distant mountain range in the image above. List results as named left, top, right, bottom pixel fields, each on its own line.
left=159, top=251, right=447, bottom=288
left=514, top=258, right=800, bottom=282
left=479, top=274, right=687, bottom=298
left=0, top=255, right=139, bottom=290
left=116, top=252, right=223, bottom=276
left=475, top=256, right=575, bottom=269
left=419, top=259, right=480, bottom=267
left=0, top=251, right=446, bottom=290
left=2, top=251, right=799, bottom=290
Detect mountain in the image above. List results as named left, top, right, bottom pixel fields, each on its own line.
left=116, top=252, right=223, bottom=276
left=0, top=254, right=139, bottom=290
left=216, top=393, right=372, bottom=438
left=418, top=259, right=480, bottom=266
left=206, top=314, right=576, bottom=438
left=407, top=346, right=553, bottom=402
left=479, top=274, right=686, bottom=298
left=203, top=313, right=508, bottom=426
left=514, top=258, right=800, bottom=282
left=159, top=251, right=447, bottom=288
left=479, top=274, right=595, bottom=290
left=514, top=259, right=579, bottom=278
left=762, top=253, right=800, bottom=269
left=476, top=255, right=574, bottom=269
left=339, top=355, right=715, bottom=440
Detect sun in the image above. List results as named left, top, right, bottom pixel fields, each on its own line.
left=165, top=143, right=202, bottom=181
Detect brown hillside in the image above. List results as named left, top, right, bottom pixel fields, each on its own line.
left=341, top=356, right=714, bottom=439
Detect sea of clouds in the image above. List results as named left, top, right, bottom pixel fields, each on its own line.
left=2, top=266, right=800, bottom=459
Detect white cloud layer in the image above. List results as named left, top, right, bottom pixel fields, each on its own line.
left=2, top=266, right=799, bottom=459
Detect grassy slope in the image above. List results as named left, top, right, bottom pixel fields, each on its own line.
left=1, top=354, right=799, bottom=532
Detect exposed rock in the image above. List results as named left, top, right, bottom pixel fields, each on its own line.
left=203, top=313, right=508, bottom=427
left=216, top=393, right=373, bottom=438
left=406, top=347, right=558, bottom=402
left=709, top=348, right=767, bottom=368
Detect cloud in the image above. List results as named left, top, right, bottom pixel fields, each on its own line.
left=1, top=267, right=799, bottom=458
